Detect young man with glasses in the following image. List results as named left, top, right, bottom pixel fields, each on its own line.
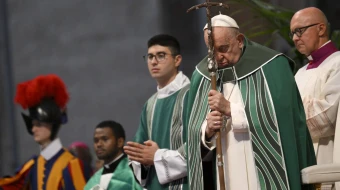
left=124, top=34, right=190, bottom=190
left=291, top=7, right=340, bottom=189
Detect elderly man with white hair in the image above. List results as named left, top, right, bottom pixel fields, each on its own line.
left=184, top=14, right=316, bottom=190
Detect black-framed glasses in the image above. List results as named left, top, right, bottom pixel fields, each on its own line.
left=289, top=23, right=319, bottom=39
left=143, top=52, right=175, bottom=63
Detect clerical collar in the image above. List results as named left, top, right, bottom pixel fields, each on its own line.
left=102, top=153, right=125, bottom=174
left=306, top=41, right=338, bottom=70
left=157, top=71, right=190, bottom=99
left=40, top=138, right=63, bottom=160
left=104, top=153, right=124, bottom=168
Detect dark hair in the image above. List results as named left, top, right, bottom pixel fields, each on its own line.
left=147, top=34, right=181, bottom=55
left=96, top=120, right=125, bottom=140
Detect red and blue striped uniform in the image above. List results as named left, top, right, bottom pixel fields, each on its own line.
left=0, top=148, right=91, bottom=190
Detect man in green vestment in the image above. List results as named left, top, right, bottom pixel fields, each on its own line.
left=124, top=34, right=190, bottom=190
left=84, top=120, right=142, bottom=190
left=184, top=14, right=316, bottom=190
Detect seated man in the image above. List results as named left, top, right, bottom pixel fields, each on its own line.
left=85, top=120, right=142, bottom=190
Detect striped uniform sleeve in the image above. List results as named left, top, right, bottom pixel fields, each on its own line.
left=0, top=159, right=35, bottom=190
left=62, top=158, right=92, bottom=190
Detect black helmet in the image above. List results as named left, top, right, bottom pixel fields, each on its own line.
left=15, top=74, right=69, bottom=140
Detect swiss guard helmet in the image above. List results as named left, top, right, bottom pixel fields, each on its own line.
left=14, top=74, right=69, bottom=140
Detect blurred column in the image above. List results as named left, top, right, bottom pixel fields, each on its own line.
left=0, top=0, right=18, bottom=175
left=160, top=0, right=206, bottom=77
left=317, top=0, right=340, bottom=31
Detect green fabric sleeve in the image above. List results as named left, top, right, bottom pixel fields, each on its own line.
left=133, top=103, right=148, bottom=144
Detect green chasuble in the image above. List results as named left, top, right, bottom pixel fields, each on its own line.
left=84, top=156, right=142, bottom=190
left=183, top=38, right=316, bottom=190
left=133, top=84, right=190, bottom=190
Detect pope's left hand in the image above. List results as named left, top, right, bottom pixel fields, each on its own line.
left=208, top=90, right=231, bottom=117
left=124, top=140, right=159, bottom=166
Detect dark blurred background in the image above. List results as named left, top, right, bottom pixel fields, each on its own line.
left=0, top=0, right=339, bottom=175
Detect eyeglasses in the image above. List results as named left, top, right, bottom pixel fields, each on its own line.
left=143, top=52, right=175, bottom=63
left=289, top=23, right=319, bottom=39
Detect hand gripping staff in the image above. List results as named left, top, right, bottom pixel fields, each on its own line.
left=187, top=2, right=230, bottom=190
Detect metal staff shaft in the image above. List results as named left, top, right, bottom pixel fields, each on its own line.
left=187, top=2, right=229, bottom=190
left=210, top=71, right=226, bottom=190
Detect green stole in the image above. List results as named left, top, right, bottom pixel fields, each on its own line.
left=134, top=85, right=190, bottom=190
left=84, top=157, right=142, bottom=190
left=184, top=38, right=316, bottom=190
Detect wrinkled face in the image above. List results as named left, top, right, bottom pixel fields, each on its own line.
left=94, top=127, right=122, bottom=163
left=146, top=45, right=181, bottom=82
left=290, top=16, right=322, bottom=56
left=204, top=27, right=244, bottom=68
left=31, top=120, right=52, bottom=144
